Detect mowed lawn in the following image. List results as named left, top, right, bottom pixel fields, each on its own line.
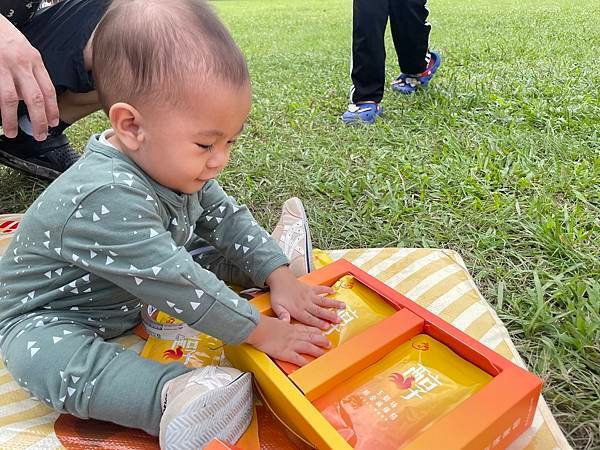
left=1, top=0, right=599, bottom=447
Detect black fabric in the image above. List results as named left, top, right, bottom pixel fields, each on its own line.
left=0, top=0, right=41, bottom=28
left=19, top=0, right=110, bottom=95
left=0, top=131, right=69, bottom=158
left=351, top=0, right=431, bottom=103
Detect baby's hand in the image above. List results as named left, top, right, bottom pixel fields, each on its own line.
left=245, top=315, right=331, bottom=366
left=266, top=266, right=346, bottom=330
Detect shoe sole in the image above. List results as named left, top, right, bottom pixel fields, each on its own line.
left=0, top=149, right=60, bottom=181
left=294, top=199, right=314, bottom=273
left=163, top=372, right=253, bottom=450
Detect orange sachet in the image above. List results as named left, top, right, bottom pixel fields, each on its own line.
left=313, top=334, right=492, bottom=449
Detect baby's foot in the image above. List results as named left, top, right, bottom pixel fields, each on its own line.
left=271, top=197, right=314, bottom=277
left=159, top=366, right=252, bottom=449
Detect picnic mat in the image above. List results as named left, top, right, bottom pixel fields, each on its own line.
left=0, top=216, right=571, bottom=449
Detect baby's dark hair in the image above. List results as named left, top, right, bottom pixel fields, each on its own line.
left=92, top=0, right=249, bottom=113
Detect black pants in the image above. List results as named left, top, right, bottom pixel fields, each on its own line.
left=350, top=0, right=431, bottom=103
left=18, top=0, right=110, bottom=96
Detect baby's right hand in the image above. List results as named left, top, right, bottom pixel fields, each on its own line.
left=244, top=315, right=331, bottom=366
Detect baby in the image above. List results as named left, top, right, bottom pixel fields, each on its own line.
left=0, top=0, right=344, bottom=447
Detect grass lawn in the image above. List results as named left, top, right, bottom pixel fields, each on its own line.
left=1, top=0, right=599, bottom=447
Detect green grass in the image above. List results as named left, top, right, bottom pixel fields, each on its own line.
left=1, top=0, right=599, bottom=447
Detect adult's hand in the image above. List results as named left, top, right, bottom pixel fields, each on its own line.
left=0, top=15, right=59, bottom=141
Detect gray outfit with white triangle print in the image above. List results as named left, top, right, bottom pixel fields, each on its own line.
left=0, top=134, right=288, bottom=435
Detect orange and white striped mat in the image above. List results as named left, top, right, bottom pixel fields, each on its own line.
left=0, top=216, right=570, bottom=449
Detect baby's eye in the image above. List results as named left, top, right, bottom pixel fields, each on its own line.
left=196, top=143, right=214, bottom=152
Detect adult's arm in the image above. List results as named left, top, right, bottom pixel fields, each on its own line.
left=0, top=14, right=58, bottom=140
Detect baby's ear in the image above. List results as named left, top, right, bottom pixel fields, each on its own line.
left=108, top=102, right=144, bottom=151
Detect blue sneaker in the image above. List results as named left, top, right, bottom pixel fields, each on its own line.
left=341, top=101, right=383, bottom=125
left=391, top=50, right=441, bottom=95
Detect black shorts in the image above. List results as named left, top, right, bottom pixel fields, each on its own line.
left=18, top=0, right=110, bottom=95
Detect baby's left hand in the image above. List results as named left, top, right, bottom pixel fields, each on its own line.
left=266, top=266, right=346, bottom=329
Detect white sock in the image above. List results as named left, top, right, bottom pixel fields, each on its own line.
left=18, top=116, right=34, bottom=136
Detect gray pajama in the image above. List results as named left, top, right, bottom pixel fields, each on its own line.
left=0, top=134, right=288, bottom=434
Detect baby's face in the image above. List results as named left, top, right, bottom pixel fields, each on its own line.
left=135, top=80, right=251, bottom=194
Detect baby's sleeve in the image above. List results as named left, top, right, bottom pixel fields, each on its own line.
left=196, top=180, right=289, bottom=287
left=60, top=184, right=259, bottom=344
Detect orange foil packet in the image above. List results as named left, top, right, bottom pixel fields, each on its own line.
left=313, top=334, right=492, bottom=449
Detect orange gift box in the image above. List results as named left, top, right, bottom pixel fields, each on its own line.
left=225, top=259, right=543, bottom=450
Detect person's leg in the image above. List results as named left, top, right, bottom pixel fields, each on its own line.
left=0, top=313, right=253, bottom=446
left=58, top=90, right=101, bottom=125
left=342, top=0, right=388, bottom=124
left=389, top=0, right=441, bottom=94
left=22, top=0, right=106, bottom=104
left=0, top=0, right=108, bottom=180
left=349, top=0, right=390, bottom=104
left=0, top=317, right=190, bottom=435
left=389, top=0, right=431, bottom=75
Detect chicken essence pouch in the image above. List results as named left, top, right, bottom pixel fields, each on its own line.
left=313, top=334, right=492, bottom=449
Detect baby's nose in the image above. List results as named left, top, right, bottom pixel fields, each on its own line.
left=206, top=149, right=229, bottom=170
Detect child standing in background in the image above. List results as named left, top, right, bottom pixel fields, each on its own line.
left=342, top=0, right=441, bottom=124
left=0, top=0, right=345, bottom=448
